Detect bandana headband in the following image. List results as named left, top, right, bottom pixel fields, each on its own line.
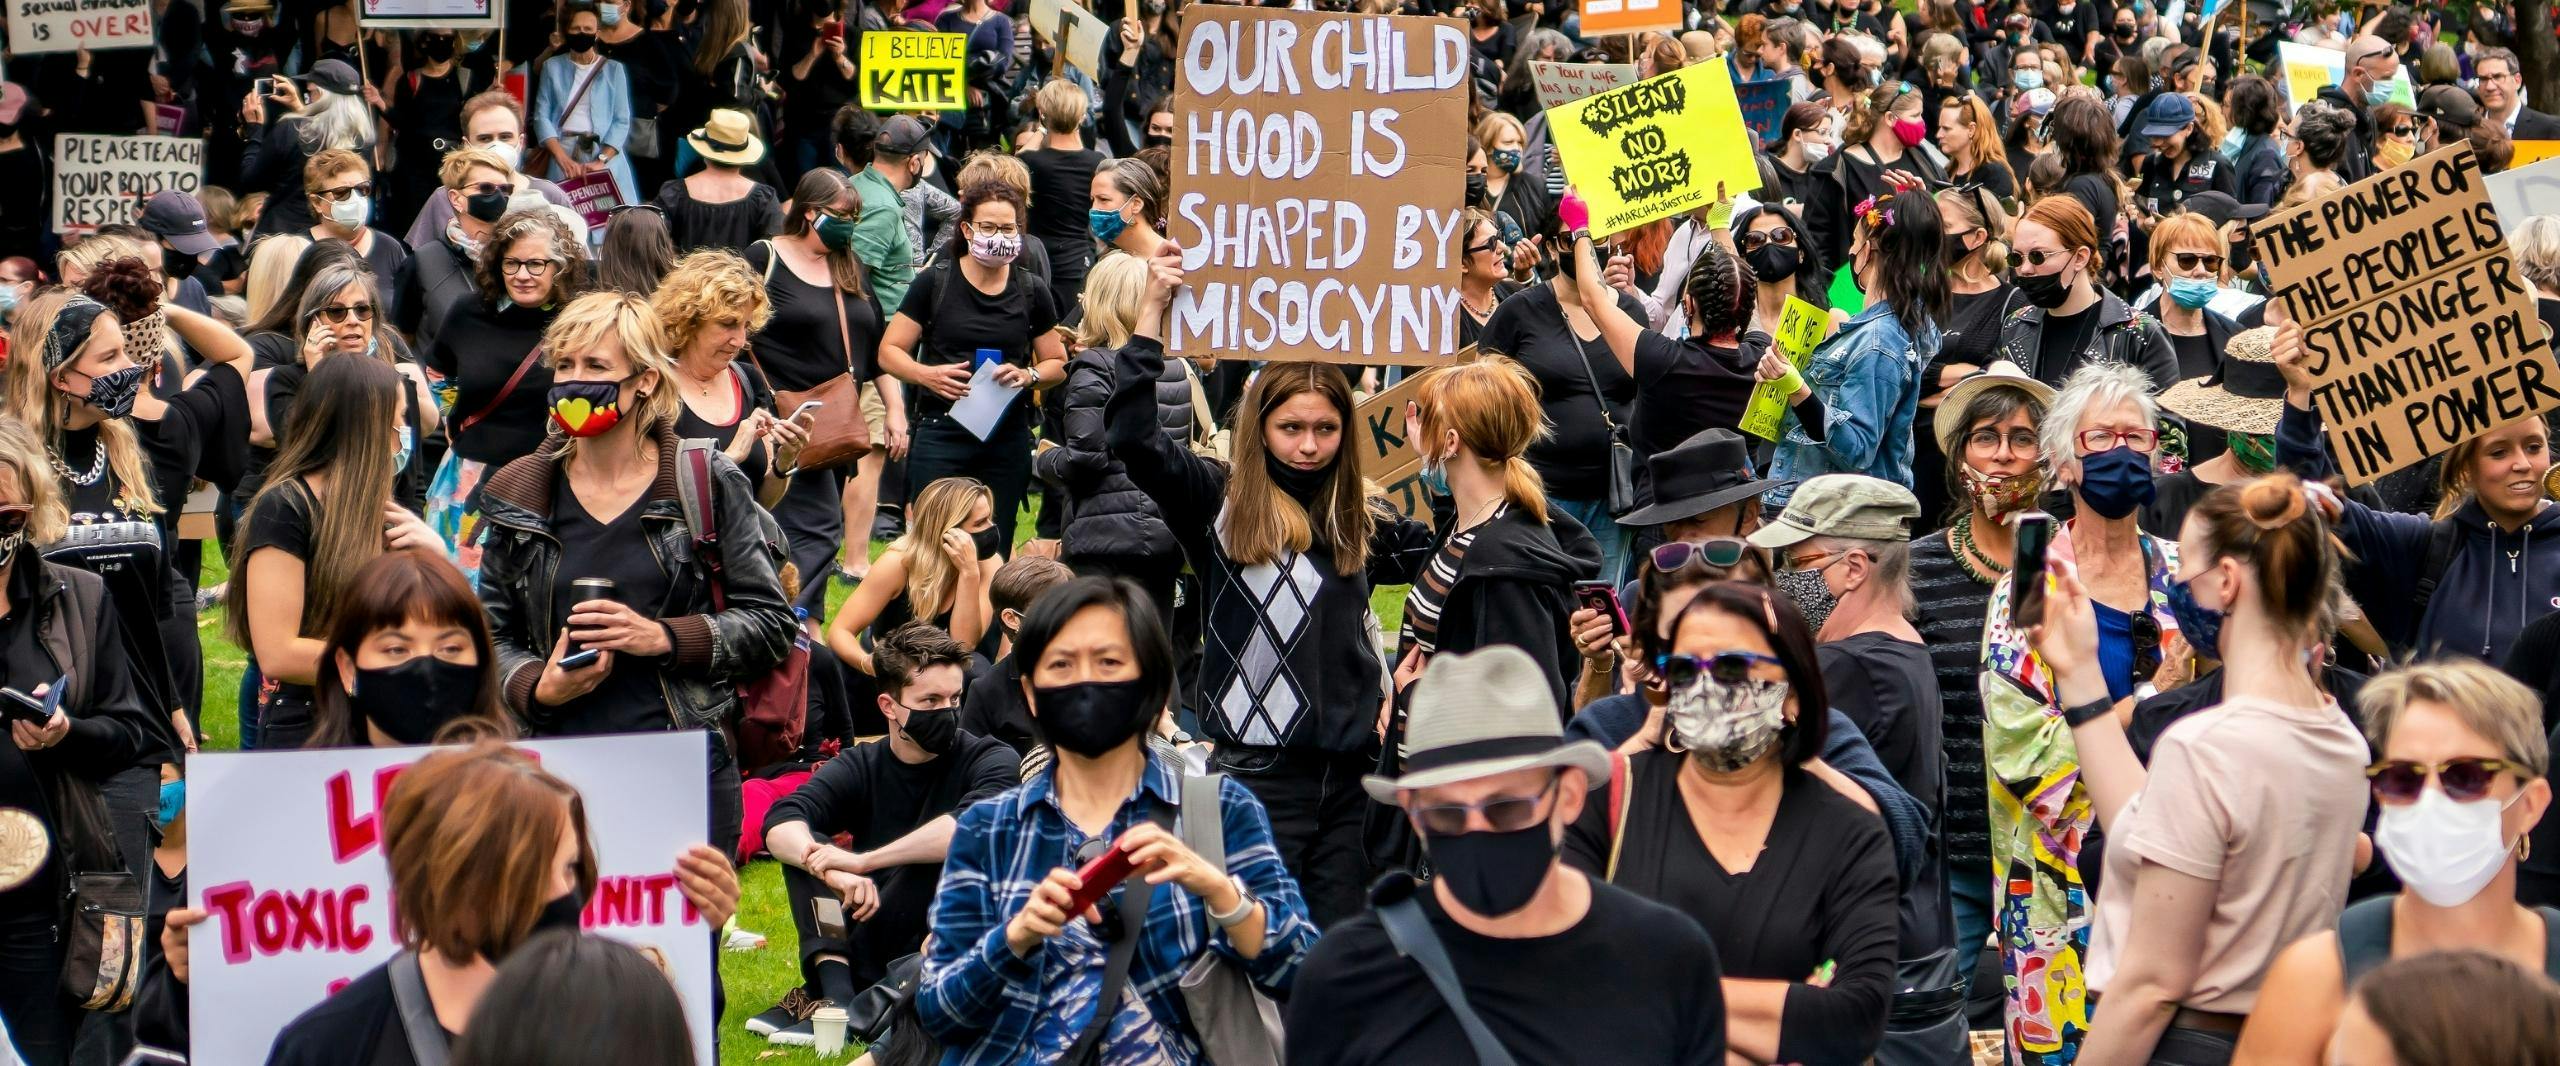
left=43, top=297, right=107, bottom=374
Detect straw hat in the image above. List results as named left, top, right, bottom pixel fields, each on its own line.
left=686, top=109, right=766, bottom=167
left=1362, top=646, right=1610, bottom=802
left=0, top=808, right=48, bottom=894
left=2158, top=326, right=2286, bottom=436
left=1931, top=365, right=2057, bottom=454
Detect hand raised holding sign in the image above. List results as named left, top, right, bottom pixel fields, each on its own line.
left=2272, top=318, right=2315, bottom=409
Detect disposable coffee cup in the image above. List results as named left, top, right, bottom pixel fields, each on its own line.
left=811, top=1006, right=850, bottom=1056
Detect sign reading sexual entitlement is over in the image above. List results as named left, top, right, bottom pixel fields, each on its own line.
left=1169, top=8, right=1471, bottom=365
left=2249, top=142, right=2560, bottom=485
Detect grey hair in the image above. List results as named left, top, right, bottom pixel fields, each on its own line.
left=2040, top=361, right=2161, bottom=468
left=293, top=85, right=375, bottom=155
left=293, top=263, right=405, bottom=362
left=2514, top=215, right=2560, bottom=296
left=1811, top=535, right=1915, bottom=618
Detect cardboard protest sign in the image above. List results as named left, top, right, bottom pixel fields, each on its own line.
left=860, top=31, right=968, bottom=111
left=2276, top=42, right=2413, bottom=114
left=1168, top=8, right=1472, bottom=366
left=53, top=134, right=200, bottom=231
left=357, top=0, right=499, bottom=28
left=2247, top=142, right=2560, bottom=484
left=1547, top=62, right=1761, bottom=238
left=2487, top=154, right=2560, bottom=233
left=556, top=170, right=623, bottom=233
left=1531, top=61, right=1635, bottom=110
left=1732, top=76, right=1797, bottom=149
left=1739, top=296, right=1831, bottom=440
left=1578, top=0, right=1678, bottom=37
left=2512, top=140, right=2560, bottom=169
left=8, top=0, right=151, bottom=54
left=1026, top=0, right=1061, bottom=41
left=187, top=734, right=716, bottom=1065
left=1059, top=0, right=1110, bottom=78
left=1354, top=365, right=1432, bottom=481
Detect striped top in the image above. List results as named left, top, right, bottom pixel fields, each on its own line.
left=1398, top=503, right=1504, bottom=658
left=1907, top=529, right=1992, bottom=869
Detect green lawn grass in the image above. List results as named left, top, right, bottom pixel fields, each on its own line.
left=190, top=492, right=1409, bottom=1064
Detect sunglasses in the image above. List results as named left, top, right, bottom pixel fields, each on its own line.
left=609, top=203, right=666, bottom=217
left=1654, top=650, right=1785, bottom=688
left=314, top=303, right=375, bottom=323
left=1737, top=226, right=1797, bottom=253
left=1410, top=778, right=1559, bottom=835
left=463, top=181, right=516, bottom=197
left=2016, top=248, right=2077, bottom=269
left=2130, top=610, right=2162, bottom=680
left=1651, top=538, right=1751, bottom=573
left=2390, top=125, right=2417, bottom=137
left=2368, top=757, right=2520, bottom=804
left=2169, top=252, right=2225, bottom=272
left=313, top=182, right=373, bottom=203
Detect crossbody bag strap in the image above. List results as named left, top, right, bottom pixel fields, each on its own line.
left=1180, top=772, right=1225, bottom=871
left=1063, top=813, right=1165, bottom=1066
left=1378, top=893, right=1519, bottom=1066
left=558, top=60, right=606, bottom=129
left=458, top=346, right=545, bottom=436
left=388, top=952, right=454, bottom=1066
left=1565, top=323, right=1623, bottom=436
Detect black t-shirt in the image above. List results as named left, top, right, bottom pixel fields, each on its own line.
left=745, top=240, right=884, bottom=392
left=1283, top=877, right=1727, bottom=1065
left=958, top=654, right=1036, bottom=757
left=542, top=480, right=675, bottom=736
left=1455, top=280, right=1523, bottom=351
left=1952, top=159, right=2019, bottom=204
left=2061, top=171, right=2121, bottom=265
left=242, top=483, right=320, bottom=733
left=1817, top=631, right=1942, bottom=815
left=1938, top=285, right=2020, bottom=393
left=1628, top=331, right=1757, bottom=461
left=1019, top=147, right=1104, bottom=255
left=2169, top=328, right=2214, bottom=382
left=759, top=729, right=1018, bottom=851
left=673, top=362, right=778, bottom=491
left=896, top=262, right=1060, bottom=421
left=1476, top=285, right=1644, bottom=486
left=425, top=299, right=558, bottom=465
left=266, top=961, right=445, bottom=1066
left=1563, top=753, right=1899, bottom=1064
left=653, top=179, right=786, bottom=257
left=2034, top=305, right=2099, bottom=387
left=0, top=143, right=50, bottom=263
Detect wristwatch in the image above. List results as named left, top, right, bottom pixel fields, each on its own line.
left=1209, top=876, right=1257, bottom=929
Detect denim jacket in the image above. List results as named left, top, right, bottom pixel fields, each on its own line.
left=474, top=420, right=796, bottom=731
left=1767, top=301, right=1936, bottom=507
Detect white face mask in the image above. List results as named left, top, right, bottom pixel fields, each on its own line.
left=328, top=194, right=370, bottom=229
left=2376, top=786, right=2522, bottom=908
left=1801, top=138, right=1833, bottom=162
left=481, top=139, right=524, bottom=172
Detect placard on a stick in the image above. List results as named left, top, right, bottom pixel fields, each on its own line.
left=53, top=133, right=201, bottom=231
left=2248, top=142, right=2560, bottom=485
left=1578, top=0, right=1678, bottom=36
left=1168, top=8, right=1472, bottom=366
left=1530, top=61, right=1634, bottom=110
left=356, top=0, right=500, bottom=28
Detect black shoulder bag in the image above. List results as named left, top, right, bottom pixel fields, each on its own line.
left=1568, top=328, right=1640, bottom=517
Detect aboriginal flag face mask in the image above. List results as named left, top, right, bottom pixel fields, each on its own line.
left=547, top=376, right=632, bottom=437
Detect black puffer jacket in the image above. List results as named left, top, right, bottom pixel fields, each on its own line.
left=1036, top=344, right=1197, bottom=562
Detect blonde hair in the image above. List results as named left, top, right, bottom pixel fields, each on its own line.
left=648, top=250, right=771, bottom=360
left=1937, top=185, right=2010, bottom=274
left=2147, top=212, right=2227, bottom=280
left=2361, top=659, right=2551, bottom=779
left=538, top=292, right=680, bottom=462
left=0, top=292, right=161, bottom=518
left=1473, top=112, right=1526, bottom=153
left=891, top=477, right=992, bottom=620
left=439, top=146, right=513, bottom=190
left=2514, top=215, right=2560, bottom=294
left=198, top=186, right=243, bottom=236
left=1410, top=355, right=1551, bottom=523
left=1033, top=79, right=1085, bottom=134
left=245, top=234, right=313, bottom=323
left=956, top=151, right=1031, bottom=200
left=57, top=234, right=151, bottom=286
left=0, top=415, right=73, bottom=547
left=303, top=146, right=369, bottom=192
left=2186, top=91, right=2228, bottom=152
left=1074, top=252, right=1149, bottom=350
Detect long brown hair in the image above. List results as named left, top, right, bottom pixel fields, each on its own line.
left=692, top=0, right=750, bottom=76
left=1223, top=362, right=1378, bottom=576
left=225, top=356, right=407, bottom=648
left=780, top=169, right=873, bottom=298
left=384, top=742, right=599, bottom=963
left=309, top=549, right=511, bottom=748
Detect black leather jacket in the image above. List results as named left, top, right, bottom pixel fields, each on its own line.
left=1996, top=289, right=2181, bottom=392
left=474, top=420, right=796, bottom=732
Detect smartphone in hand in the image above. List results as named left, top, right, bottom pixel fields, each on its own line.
left=2011, top=513, right=2053, bottom=629
left=1573, top=580, right=1629, bottom=637
left=1062, top=840, right=1141, bottom=918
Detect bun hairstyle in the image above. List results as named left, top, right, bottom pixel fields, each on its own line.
left=2187, top=471, right=2345, bottom=636
left=1819, top=37, right=1868, bottom=91
left=1409, top=356, right=1552, bottom=524
left=1683, top=239, right=1754, bottom=342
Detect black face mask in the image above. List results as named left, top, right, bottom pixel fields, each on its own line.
left=1143, top=132, right=1173, bottom=149
left=1464, top=171, right=1489, bottom=207
left=1942, top=232, right=1974, bottom=266
left=1550, top=243, right=1579, bottom=281
left=1030, top=678, right=1155, bottom=758
left=1262, top=450, right=1333, bottom=500
left=564, top=31, right=598, bottom=51
left=2015, top=266, right=2074, bottom=309
left=530, top=890, right=585, bottom=940
left=1742, top=242, right=1799, bottom=283
left=465, top=189, right=511, bottom=223
left=972, top=525, right=1005, bottom=559
left=420, top=36, right=456, bottom=61
left=354, top=656, right=483, bottom=744
left=1420, top=820, right=1558, bottom=917
left=2227, top=239, right=2252, bottom=274
left=163, top=247, right=200, bottom=281
left=901, top=706, right=958, bottom=755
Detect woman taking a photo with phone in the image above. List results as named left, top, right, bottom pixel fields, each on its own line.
left=652, top=249, right=807, bottom=507
left=473, top=291, right=794, bottom=859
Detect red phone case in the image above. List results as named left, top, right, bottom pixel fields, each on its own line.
left=1063, top=841, right=1140, bottom=917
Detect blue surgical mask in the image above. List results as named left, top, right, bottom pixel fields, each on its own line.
left=2165, top=568, right=2224, bottom=661
left=2076, top=445, right=2158, bottom=519
left=2219, top=126, right=2249, bottom=163
left=394, top=424, right=414, bottom=469
left=2014, top=68, right=2045, bottom=91
left=0, top=284, right=19, bottom=317
left=1089, top=206, right=1129, bottom=243
left=156, top=778, right=185, bottom=828
left=599, top=2, right=623, bottom=24
left=2167, top=276, right=2220, bottom=309
left=2365, top=84, right=2394, bottom=107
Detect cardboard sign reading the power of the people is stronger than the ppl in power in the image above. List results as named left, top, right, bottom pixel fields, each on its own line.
left=1168, top=8, right=1472, bottom=366
left=2248, top=142, right=2560, bottom=485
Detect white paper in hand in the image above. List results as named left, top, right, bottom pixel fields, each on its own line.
left=951, top=359, right=1024, bottom=442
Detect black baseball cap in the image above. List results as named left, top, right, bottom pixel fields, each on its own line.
left=876, top=115, right=931, bottom=158
left=140, top=191, right=220, bottom=256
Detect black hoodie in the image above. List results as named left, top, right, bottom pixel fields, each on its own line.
left=1413, top=499, right=1605, bottom=714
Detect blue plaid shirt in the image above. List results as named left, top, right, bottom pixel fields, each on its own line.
left=917, top=750, right=1317, bottom=1065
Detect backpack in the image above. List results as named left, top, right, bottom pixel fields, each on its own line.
left=674, top=440, right=809, bottom=772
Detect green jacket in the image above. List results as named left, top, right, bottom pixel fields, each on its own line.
left=849, top=166, right=915, bottom=313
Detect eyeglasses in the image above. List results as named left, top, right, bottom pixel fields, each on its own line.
left=463, top=181, right=516, bottom=197
left=1409, top=778, right=1559, bottom=835
left=2169, top=252, right=2225, bottom=272
left=966, top=223, right=1021, bottom=237
left=1651, top=537, right=1751, bottom=573
left=1966, top=428, right=2040, bottom=453
left=502, top=258, right=558, bottom=276
left=1655, top=650, right=1785, bottom=688
left=2016, top=248, right=2077, bottom=270
left=2368, top=757, right=2521, bottom=804
left=1784, top=548, right=1853, bottom=572
left=1737, top=226, right=1798, bottom=253
left=2077, top=427, right=2159, bottom=453
left=316, top=303, right=375, bottom=323
left=312, top=182, right=373, bottom=202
